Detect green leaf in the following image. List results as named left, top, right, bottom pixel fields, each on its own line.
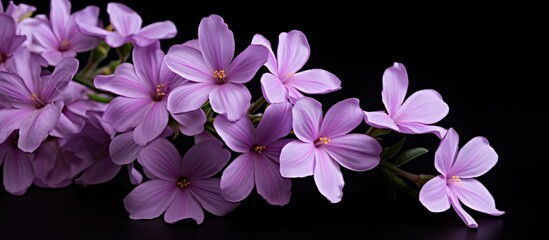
left=395, top=147, right=429, bottom=167
left=382, top=169, right=397, bottom=201
left=366, top=127, right=392, bottom=137
left=393, top=176, right=419, bottom=197
left=381, top=137, right=406, bottom=160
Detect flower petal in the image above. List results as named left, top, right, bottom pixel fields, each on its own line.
left=209, top=83, right=251, bottom=122
left=227, top=44, right=268, bottom=84
left=138, top=138, right=181, bottom=181
left=165, top=44, right=213, bottom=83
left=434, top=128, right=459, bottom=176
left=255, top=155, right=291, bottom=205
left=132, top=41, right=164, bottom=88
left=167, top=82, right=214, bottom=114
left=75, top=156, right=121, bottom=186
left=286, top=69, right=341, bottom=94
left=41, top=57, right=78, bottom=101
left=451, top=136, right=498, bottom=178
left=363, top=111, right=399, bottom=131
left=260, top=73, right=288, bottom=104
left=24, top=18, right=58, bottom=49
left=382, top=62, right=409, bottom=116
left=220, top=153, right=255, bottom=202
left=279, top=141, right=315, bottom=178
left=164, top=189, right=204, bottom=224
left=323, top=134, right=381, bottom=171
left=0, top=71, right=33, bottom=108
left=171, top=109, right=206, bottom=136
left=262, top=139, right=292, bottom=163
left=397, top=122, right=448, bottom=139
left=123, top=179, right=178, bottom=220
left=109, top=131, right=140, bottom=165
left=320, top=98, right=363, bottom=138
left=449, top=190, right=478, bottom=228
left=102, top=97, right=148, bottom=132
left=190, top=178, right=240, bottom=216
left=286, top=85, right=305, bottom=104
left=50, top=0, right=71, bottom=39
left=213, top=114, right=254, bottom=153
left=292, top=97, right=322, bottom=142
left=94, top=63, right=150, bottom=98
left=18, top=103, right=63, bottom=153
left=276, top=30, right=310, bottom=76
left=313, top=150, right=344, bottom=203
left=256, top=102, right=293, bottom=144
left=107, top=3, right=142, bottom=36
left=3, top=148, right=34, bottom=195
left=128, top=163, right=144, bottom=185
left=0, top=109, right=32, bottom=143
left=450, top=178, right=505, bottom=216
left=251, top=34, right=277, bottom=74
left=198, top=14, right=234, bottom=71
left=418, top=175, right=451, bottom=212
left=104, top=32, right=129, bottom=48
left=133, top=102, right=169, bottom=146
left=394, top=89, right=449, bottom=124
left=134, top=21, right=177, bottom=46
left=181, top=139, right=230, bottom=179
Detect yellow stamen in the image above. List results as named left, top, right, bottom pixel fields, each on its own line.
left=177, top=177, right=190, bottom=188
left=450, top=176, right=462, bottom=187
left=214, top=70, right=226, bottom=84
left=59, top=40, right=70, bottom=51
left=319, top=137, right=331, bottom=145
left=253, top=145, right=267, bottom=154
left=154, top=84, right=166, bottom=101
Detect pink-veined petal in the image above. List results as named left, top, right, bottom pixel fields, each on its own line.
left=286, top=69, right=341, bottom=94
left=135, top=21, right=177, bottom=46
left=102, top=97, right=149, bottom=132
left=418, top=175, right=450, bottom=212
left=165, top=44, right=213, bottom=83
left=41, top=57, right=78, bottom=101
left=313, top=150, right=344, bottom=203
left=105, top=32, right=129, bottom=48
left=0, top=109, right=32, bottom=143
left=123, top=179, right=178, bottom=220
left=434, top=128, right=459, bottom=176
left=164, top=189, right=204, bottom=224
left=451, top=136, right=498, bottom=178
left=107, top=3, right=142, bottom=36
left=181, top=139, right=230, bottom=179
left=0, top=71, right=33, bottom=108
left=190, top=178, right=240, bottom=216
left=138, top=138, right=181, bottom=181
left=276, top=30, right=310, bottom=76
left=260, top=73, right=288, bottom=104
left=41, top=49, right=76, bottom=66
left=254, top=155, right=291, bottom=206
left=287, top=85, right=305, bottom=104
left=3, top=148, right=34, bottom=195
left=220, top=153, right=255, bottom=202
left=133, top=102, right=169, bottom=146
left=394, top=89, right=449, bottom=124
left=323, top=134, right=381, bottom=171
left=94, top=63, right=150, bottom=98
left=128, top=163, right=144, bottom=185
left=132, top=41, right=163, bottom=89
left=450, top=178, right=505, bottom=216
left=397, top=122, right=448, bottom=139
left=209, top=83, right=251, bottom=122
left=292, top=97, right=322, bottom=142
left=167, top=82, right=214, bottom=114
left=382, top=62, right=409, bottom=116
left=251, top=34, right=277, bottom=74
left=171, top=109, right=206, bottom=136
left=226, top=44, right=267, bottom=84
left=320, top=98, right=363, bottom=138
left=50, top=0, right=71, bottom=39
left=363, top=111, right=399, bottom=131
left=198, top=14, right=234, bottom=71
left=262, top=139, right=292, bottom=163
left=109, top=131, right=140, bottom=165
left=75, top=157, right=121, bottom=186
left=26, top=18, right=57, bottom=49
left=256, top=102, right=292, bottom=145
left=449, top=190, right=478, bottom=228
left=279, top=141, right=315, bottom=177
left=213, top=114, right=254, bottom=153
left=18, top=103, right=63, bottom=153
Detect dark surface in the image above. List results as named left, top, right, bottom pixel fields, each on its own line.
left=1, top=1, right=545, bottom=239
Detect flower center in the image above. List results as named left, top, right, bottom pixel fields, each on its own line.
left=31, top=93, right=46, bottom=108
left=177, top=177, right=190, bottom=188
left=252, top=145, right=266, bottom=154
left=314, top=137, right=331, bottom=147
left=282, top=72, right=295, bottom=83
left=154, top=84, right=167, bottom=101
left=0, top=52, right=7, bottom=63
left=448, top=175, right=462, bottom=187
left=214, top=70, right=226, bottom=84
left=58, top=40, right=70, bottom=51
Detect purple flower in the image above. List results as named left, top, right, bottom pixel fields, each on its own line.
left=0, top=49, right=78, bottom=152
left=21, top=0, right=101, bottom=65
left=252, top=30, right=341, bottom=104
left=419, top=128, right=504, bottom=228
left=76, top=2, right=177, bottom=48
left=1, top=0, right=36, bottom=23
left=165, top=14, right=268, bottom=121
left=0, top=132, right=34, bottom=195
left=363, top=62, right=449, bottom=138
left=0, top=14, right=26, bottom=69
left=279, top=97, right=382, bottom=203
left=96, top=41, right=205, bottom=146
left=123, top=138, right=239, bottom=224
left=214, top=102, right=293, bottom=205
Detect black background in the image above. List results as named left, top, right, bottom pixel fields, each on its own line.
left=1, top=1, right=545, bottom=239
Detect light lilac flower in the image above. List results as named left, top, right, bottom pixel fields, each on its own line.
left=76, top=2, right=176, bottom=48
left=252, top=30, right=341, bottom=104
left=96, top=41, right=206, bottom=146
left=0, top=132, right=34, bottom=195
left=124, top=138, right=239, bottom=224
left=419, top=128, right=504, bottom=228
left=0, top=14, right=26, bottom=69
left=214, top=102, right=293, bottom=205
left=279, top=97, right=382, bottom=203
left=21, top=0, right=101, bottom=65
left=0, top=50, right=78, bottom=153
left=1, top=0, right=36, bottom=23
left=363, top=62, right=449, bottom=138
left=165, top=14, right=268, bottom=121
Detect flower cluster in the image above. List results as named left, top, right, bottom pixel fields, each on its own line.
left=0, top=0, right=504, bottom=228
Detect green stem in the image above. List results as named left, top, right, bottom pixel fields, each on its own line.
left=87, top=94, right=112, bottom=103
left=380, top=160, right=420, bottom=184
left=248, top=96, right=266, bottom=114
